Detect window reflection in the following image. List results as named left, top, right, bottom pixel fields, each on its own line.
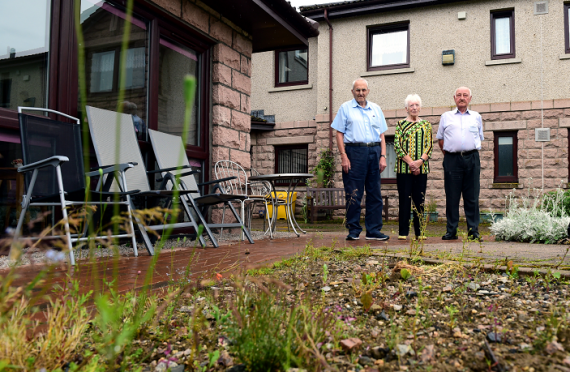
left=278, top=49, right=308, bottom=84
left=0, top=0, right=50, bottom=110
left=158, top=38, right=200, bottom=146
left=371, top=30, right=408, bottom=67
left=80, top=0, right=149, bottom=139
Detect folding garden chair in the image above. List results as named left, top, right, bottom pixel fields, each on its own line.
left=86, top=106, right=253, bottom=250
left=148, top=129, right=254, bottom=246
left=11, top=107, right=140, bottom=265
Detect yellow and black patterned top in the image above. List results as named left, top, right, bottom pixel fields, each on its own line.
left=394, top=119, right=433, bottom=174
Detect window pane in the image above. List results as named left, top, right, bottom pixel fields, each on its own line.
left=0, top=0, right=50, bottom=109
left=277, top=148, right=308, bottom=174
left=90, top=51, right=115, bottom=93
left=80, top=0, right=149, bottom=139
left=382, top=140, right=397, bottom=178
left=498, top=136, right=514, bottom=177
left=495, top=17, right=511, bottom=55
left=158, top=38, right=200, bottom=146
left=371, top=30, right=407, bottom=66
left=278, top=49, right=308, bottom=84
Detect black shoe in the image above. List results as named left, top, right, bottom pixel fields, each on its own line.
left=366, top=232, right=390, bottom=241
left=442, top=233, right=458, bottom=240
left=346, top=234, right=360, bottom=240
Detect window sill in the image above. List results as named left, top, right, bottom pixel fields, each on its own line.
left=269, top=84, right=313, bottom=93
left=491, top=182, right=521, bottom=189
left=560, top=54, right=570, bottom=60
left=485, top=58, right=521, bottom=66
left=361, top=68, right=415, bottom=77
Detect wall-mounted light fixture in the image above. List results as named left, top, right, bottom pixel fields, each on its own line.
left=442, top=50, right=455, bottom=65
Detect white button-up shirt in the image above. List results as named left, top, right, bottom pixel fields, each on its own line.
left=436, top=109, right=484, bottom=153
left=331, top=99, right=388, bottom=143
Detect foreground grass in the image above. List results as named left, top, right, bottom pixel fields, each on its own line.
left=3, top=238, right=570, bottom=371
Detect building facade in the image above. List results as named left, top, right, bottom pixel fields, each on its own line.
left=251, top=0, right=570, bottom=219
left=0, top=0, right=317, bottom=234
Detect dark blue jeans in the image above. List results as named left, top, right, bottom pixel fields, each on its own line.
left=342, top=145, right=384, bottom=236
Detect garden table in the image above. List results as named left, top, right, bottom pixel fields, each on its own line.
left=249, top=173, right=313, bottom=238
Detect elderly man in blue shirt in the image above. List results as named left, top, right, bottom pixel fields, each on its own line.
left=331, top=78, right=389, bottom=241
left=436, top=87, right=484, bottom=241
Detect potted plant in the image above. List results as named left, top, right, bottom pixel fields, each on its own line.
left=480, top=210, right=504, bottom=223
left=409, top=197, right=438, bottom=222
left=424, top=196, right=438, bottom=222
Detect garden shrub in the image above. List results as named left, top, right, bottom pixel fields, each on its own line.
left=491, top=187, right=570, bottom=243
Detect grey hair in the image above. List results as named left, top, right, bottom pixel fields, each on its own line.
left=352, top=78, right=369, bottom=90
left=404, top=94, right=422, bottom=108
left=454, top=86, right=472, bottom=97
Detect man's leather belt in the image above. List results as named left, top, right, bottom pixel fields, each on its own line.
left=345, top=142, right=380, bottom=147
left=448, top=149, right=478, bottom=156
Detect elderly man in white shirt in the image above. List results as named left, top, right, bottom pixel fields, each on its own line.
left=436, top=87, right=484, bottom=241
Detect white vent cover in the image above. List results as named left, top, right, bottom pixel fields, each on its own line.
left=535, top=128, right=551, bottom=142
left=534, top=1, right=548, bottom=15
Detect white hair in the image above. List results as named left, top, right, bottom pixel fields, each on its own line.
left=404, top=94, right=422, bottom=108
left=454, top=87, right=472, bottom=97
left=352, top=78, right=369, bottom=90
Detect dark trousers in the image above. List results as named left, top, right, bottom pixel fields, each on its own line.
left=342, top=145, right=383, bottom=236
left=397, top=173, right=428, bottom=237
left=443, top=151, right=481, bottom=235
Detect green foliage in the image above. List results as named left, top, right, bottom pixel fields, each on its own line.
left=542, top=189, right=570, bottom=217
left=247, top=267, right=275, bottom=276
left=322, top=264, right=328, bottom=283
left=312, top=149, right=336, bottom=188
left=223, top=281, right=343, bottom=371
left=400, top=268, right=411, bottom=280
left=92, top=284, right=155, bottom=367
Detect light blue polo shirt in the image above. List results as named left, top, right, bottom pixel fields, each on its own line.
left=331, top=99, right=388, bottom=143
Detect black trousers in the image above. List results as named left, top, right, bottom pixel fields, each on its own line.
left=443, top=151, right=480, bottom=235
left=397, top=173, right=427, bottom=236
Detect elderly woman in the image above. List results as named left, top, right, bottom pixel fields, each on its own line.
left=394, top=94, right=433, bottom=240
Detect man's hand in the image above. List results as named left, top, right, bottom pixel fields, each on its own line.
left=412, top=169, right=420, bottom=176
left=379, top=156, right=387, bottom=173
left=341, top=154, right=351, bottom=173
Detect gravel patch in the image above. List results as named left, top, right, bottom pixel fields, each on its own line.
left=0, top=230, right=297, bottom=270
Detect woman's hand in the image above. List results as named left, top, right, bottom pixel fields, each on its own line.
left=409, top=159, right=423, bottom=173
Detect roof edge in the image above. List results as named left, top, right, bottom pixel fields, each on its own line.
left=300, top=0, right=464, bottom=21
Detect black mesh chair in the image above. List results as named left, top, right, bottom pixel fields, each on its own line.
left=11, top=107, right=140, bottom=265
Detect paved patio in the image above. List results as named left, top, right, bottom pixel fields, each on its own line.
left=4, top=228, right=570, bottom=301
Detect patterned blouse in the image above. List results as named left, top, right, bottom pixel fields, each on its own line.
left=394, top=119, right=433, bottom=174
